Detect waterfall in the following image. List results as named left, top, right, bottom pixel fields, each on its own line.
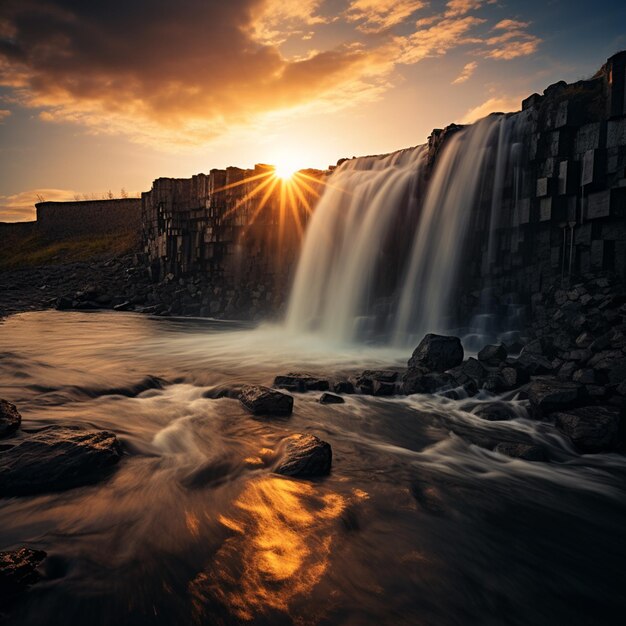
left=286, top=114, right=526, bottom=346
left=286, top=147, right=427, bottom=342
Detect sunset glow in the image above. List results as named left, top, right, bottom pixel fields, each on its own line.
left=273, top=162, right=300, bottom=181
left=2, top=1, right=624, bottom=221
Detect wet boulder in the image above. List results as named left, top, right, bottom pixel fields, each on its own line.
left=402, top=368, right=453, bottom=395
left=0, top=399, right=21, bottom=438
left=526, top=379, right=587, bottom=419
left=494, top=442, right=548, bottom=462
left=515, top=352, right=555, bottom=376
left=333, top=380, right=355, bottom=394
left=0, top=428, right=122, bottom=497
left=474, top=402, right=522, bottom=421
left=408, top=334, right=464, bottom=372
left=477, top=343, right=507, bottom=365
left=319, top=392, right=345, bottom=405
left=554, top=406, right=623, bottom=453
left=273, top=373, right=329, bottom=393
left=354, top=370, right=398, bottom=394
left=240, top=385, right=294, bottom=416
left=0, top=547, right=47, bottom=608
left=274, top=434, right=332, bottom=478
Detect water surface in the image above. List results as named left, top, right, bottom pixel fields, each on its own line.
left=1, top=311, right=624, bottom=625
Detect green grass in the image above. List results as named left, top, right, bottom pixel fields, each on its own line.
left=0, top=230, right=139, bottom=270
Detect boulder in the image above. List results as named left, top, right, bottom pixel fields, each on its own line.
left=239, top=385, right=293, bottom=416
left=477, top=343, right=507, bottom=365
left=408, top=334, right=464, bottom=372
left=494, top=442, right=548, bottom=462
left=0, top=399, right=21, bottom=438
left=274, top=434, right=332, bottom=477
left=333, top=381, right=355, bottom=394
left=474, top=403, right=521, bottom=421
left=319, top=393, right=345, bottom=405
left=273, top=373, right=329, bottom=393
left=372, top=381, right=396, bottom=396
left=402, top=369, right=453, bottom=395
left=554, top=406, right=623, bottom=453
left=0, top=428, right=122, bottom=497
left=516, top=352, right=555, bottom=376
left=0, top=547, right=47, bottom=608
left=354, top=370, right=398, bottom=394
left=526, top=379, right=587, bottom=418
left=359, top=370, right=398, bottom=383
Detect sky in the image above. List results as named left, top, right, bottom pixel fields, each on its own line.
left=0, top=0, right=625, bottom=221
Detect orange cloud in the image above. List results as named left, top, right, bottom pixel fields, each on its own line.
left=346, top=0, right=426, bottom=32
left=459, top=94, right=522, bottom=123
left=0, top=1, right=541, bottom=150
left=445, top=0, right=497, bottom=17
left=452, top=61, right=478, bottom=84
left=0, top=108, right=10, bottom=122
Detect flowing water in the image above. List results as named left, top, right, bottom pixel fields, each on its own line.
left=287, top=114, right=532, bottom=347
left=1, top=311, right=625, bottom=625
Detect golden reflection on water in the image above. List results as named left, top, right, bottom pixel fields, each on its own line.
left=191, top=476, right=347, bottom=622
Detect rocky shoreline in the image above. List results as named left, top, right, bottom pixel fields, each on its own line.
left=0, top=252, right=287, bottom=321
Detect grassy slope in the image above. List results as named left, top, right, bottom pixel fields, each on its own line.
left=0, top=230, right=139, bottom=270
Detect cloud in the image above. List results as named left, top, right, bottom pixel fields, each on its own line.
left=346, top=0, right=426, bottom=33
left=0, top=108, right=10, bottom=122
left=0, top=188, right=78, bottom=222
left=396, top=17, right=486, bottom=65
left=0, top=0, right=541, bottom=149
left=494, top=19, right=531, bottom=30
left=452, top=61, right=478, bottom=84
left=251, top=0, right=328, bottom=45
left=459, top=94, right=522, bottom=123
left=445, top=0, right=496, bottom=17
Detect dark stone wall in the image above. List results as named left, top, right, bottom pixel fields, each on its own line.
left=35, top=199, right=142, bottom=239
left=141, top=165, right=324, bottom=288
left=444, top=51, right=626, bottom=330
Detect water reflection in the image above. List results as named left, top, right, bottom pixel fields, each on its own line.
left=191, top=476, right=346, bottom=622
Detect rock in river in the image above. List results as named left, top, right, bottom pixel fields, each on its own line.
left=273, top=373, right=329, bottom=392
left=319, top=392, right=345, bottom=405
left=494, top=442, right=548, bottom=462
left=239, top=385, right=294, bottom=416
left=526, top=378, right=587, bottom=418
left=0, top=428, right=122, bottom=497
left=275, top=434, right=332, bottom=478
left=554, top=406, right=623, bottom=453
left=0, top=547, right=46, bottom=608
left=408, top=334, right=464, bottom=373
left=0, top=399, right=21, bottom=438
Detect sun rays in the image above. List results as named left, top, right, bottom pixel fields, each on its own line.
left=210, top=164, right=326, bottom=244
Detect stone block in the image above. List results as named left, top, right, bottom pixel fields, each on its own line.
left=575, top=123, right=604, bottom=154
left=522, top=93, right=543, bottom=110
left=581, top=149, right=606, bottom=187
left=558, top=160, right=579, bottom=195
left=539, top=197, right=552, bottom=221
left=607, top=118, right=626, bottom=148
left=586, top=188, right=626, bottom=220
left=536, top=177, right=553, bottom=197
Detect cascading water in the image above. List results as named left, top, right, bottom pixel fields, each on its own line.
left=286, top=146, right=427, bottom=342
left=287, top=113, right=531, bottom=346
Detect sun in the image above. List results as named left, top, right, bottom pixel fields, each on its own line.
left=273, top=162, right=300, bottom=181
